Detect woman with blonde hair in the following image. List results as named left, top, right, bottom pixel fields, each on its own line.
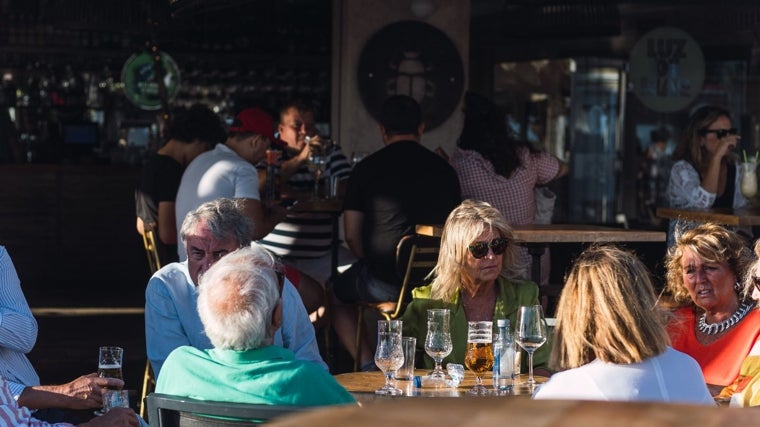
left=534, top=245, right=714, bottom=404
left=664, top=222, right=759, bottom=394
left=401, top=199, right=549, bottom=372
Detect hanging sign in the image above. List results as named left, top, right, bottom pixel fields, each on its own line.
left=121, top=50, right=180, bottom=110
left=629, top=26, right=704, bottom=113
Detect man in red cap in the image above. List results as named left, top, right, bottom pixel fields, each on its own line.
left=174, top=107, right=288, bottom=262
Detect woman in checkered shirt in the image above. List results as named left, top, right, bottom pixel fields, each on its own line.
left=449, top=92, right=568, bottom=285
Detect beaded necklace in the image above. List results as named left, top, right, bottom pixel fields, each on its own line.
left=697, top=301, right=753, bottom=335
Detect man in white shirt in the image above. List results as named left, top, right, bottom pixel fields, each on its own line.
left=175, top=107, right=287, bottom=261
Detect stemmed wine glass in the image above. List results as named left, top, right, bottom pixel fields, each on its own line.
left=515, top=305, right=548, bottom=390
left=95, top=346, right=123, bottom=415
left=464, top=321, right=494, bottom=396
left=374, top=320, right=404, bottom=395
left=307, top=147, right=327, bottom=200
left=424, top=308, right=452, bottom=384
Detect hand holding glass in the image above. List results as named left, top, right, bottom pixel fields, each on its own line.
left=374, top=320, right=404, bottom=395
left=96, top=346, right=123, bottom=415
left=424, top=308, right=452, bottom=383
left=464, top=321, right=494, bottom=396
left=515, top=305, right=548, bottom=388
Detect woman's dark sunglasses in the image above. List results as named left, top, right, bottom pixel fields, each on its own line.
left=468, top=238, right=508, bottom=259
left=699, top=128, right=738, bottom=139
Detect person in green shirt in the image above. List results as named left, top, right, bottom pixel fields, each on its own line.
left=401, top=199, right=551, bottom=374
left=156, top=245, right=355, bottom=407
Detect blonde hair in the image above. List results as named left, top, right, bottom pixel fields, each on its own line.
left=550, top=245, right=669, bottom=371
left=429, top=199, right=526, bottom=302
left=664, top=222, right=753, bottom=308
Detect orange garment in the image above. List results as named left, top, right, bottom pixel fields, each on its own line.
left=668, top=307, right=760, bottom=386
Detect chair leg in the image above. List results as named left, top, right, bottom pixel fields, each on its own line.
left=354, top=306, right=364, bottom=372
left=139, top=360, right=154, bottom=419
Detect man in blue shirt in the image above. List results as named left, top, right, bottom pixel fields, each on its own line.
left=156, top=245, right=354, bottom=406
left=145, top=198, right=325, bottom=377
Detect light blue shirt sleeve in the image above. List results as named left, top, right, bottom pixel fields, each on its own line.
left=0, top=246, right=40, bottom=397
left=145, top=263, right=202, bottom=377
left=277, top=279, right=327, bottom=370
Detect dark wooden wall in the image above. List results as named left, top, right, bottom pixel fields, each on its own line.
left=0, top=164, right=149, bottom=306
left=0, top=164, right=149, bottom=389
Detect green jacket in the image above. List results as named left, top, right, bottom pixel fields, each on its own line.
left=400, top=276, right=551, bottom=371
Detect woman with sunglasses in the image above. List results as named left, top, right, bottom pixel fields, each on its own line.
left=401, top=199, right=551, bottom=373
left=666, top=105, right=749, bottom=246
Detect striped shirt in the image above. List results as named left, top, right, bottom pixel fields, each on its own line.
left=258, top=147, right=351, bottom=258
left=0, top=376, right=72, bottom=426
left=0, top=246, right=40, bottom=399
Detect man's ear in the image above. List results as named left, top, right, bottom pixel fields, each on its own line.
left=271, top=300, right=283, bottom=331
left=417, top=122, right=425, bottom=136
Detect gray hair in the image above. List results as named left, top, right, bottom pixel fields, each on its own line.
left=180, top=198, right=253, bottom=247
left=197, top=245, right=280, bottom=350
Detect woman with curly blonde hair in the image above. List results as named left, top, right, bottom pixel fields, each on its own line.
left=401, top=199, right=549, bottom=372
left=664, top=222, right=759, bottom=395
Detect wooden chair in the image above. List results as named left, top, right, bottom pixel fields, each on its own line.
left=139, top=229, right=161, bottom=418
left=353, top=234, right=441, bottom=371
left=146, top=393, right=309, bottom=426
left=140, top=360, right=156, bottom=419
left=141, top=229, right=162, bottom=275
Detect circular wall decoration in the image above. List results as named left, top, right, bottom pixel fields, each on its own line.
left=629, top=26, right=704, bottom=113
left=121, top=50, right=181, bottom=110
left=357, top=20, right=465, bottom=131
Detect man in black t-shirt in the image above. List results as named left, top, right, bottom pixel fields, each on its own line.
left=135, top=105, right=226, bottom=267
left=332, top=94, right=462, bottom=370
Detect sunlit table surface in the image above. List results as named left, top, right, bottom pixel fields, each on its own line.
left=656, top=206, right=760, bottom=226
left=333, top=370, right=546, bottom=402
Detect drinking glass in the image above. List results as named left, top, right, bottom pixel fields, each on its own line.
left=351, top=151, right=367, bottom=166
left=515, top=305, right=548, bottom=389
left=95, top=346, right=123, bottom=415
left=741, top=161, right=758, bottom=199
left=374, top=320, right=404, bottom=395
left=307, top=148, right=327, bottom=200
left=464, top=321, right=493, bottom=396
left=424, top=308, right=452, bottom=384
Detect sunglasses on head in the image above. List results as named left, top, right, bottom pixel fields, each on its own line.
left=468, top=237, right=508, bottom=259
left=699, top=128, right=738, bottom=139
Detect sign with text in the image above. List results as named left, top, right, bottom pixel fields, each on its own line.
left=629, top=26, right=704, bottom=113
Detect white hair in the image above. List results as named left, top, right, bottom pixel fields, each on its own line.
left=196, top=245, right=280, bottom=350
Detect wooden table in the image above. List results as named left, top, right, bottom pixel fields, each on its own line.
left=267, top=397, right=760, bottom=427
left=333, top=370, right=546, bottom=403
left=416, top=224, right=666, bottom=286
left=656, top=206, right=760, bottom=226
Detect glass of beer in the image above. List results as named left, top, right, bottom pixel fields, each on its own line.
left=95, top=346, right=123, bottom=415
left=464, top=321, right=493, bottom=396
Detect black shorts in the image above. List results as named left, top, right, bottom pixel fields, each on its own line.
left=333, top=259, right=400, bottom=303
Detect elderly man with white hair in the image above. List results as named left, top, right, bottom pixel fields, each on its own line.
left=154, top=245, right=355, bottom=406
